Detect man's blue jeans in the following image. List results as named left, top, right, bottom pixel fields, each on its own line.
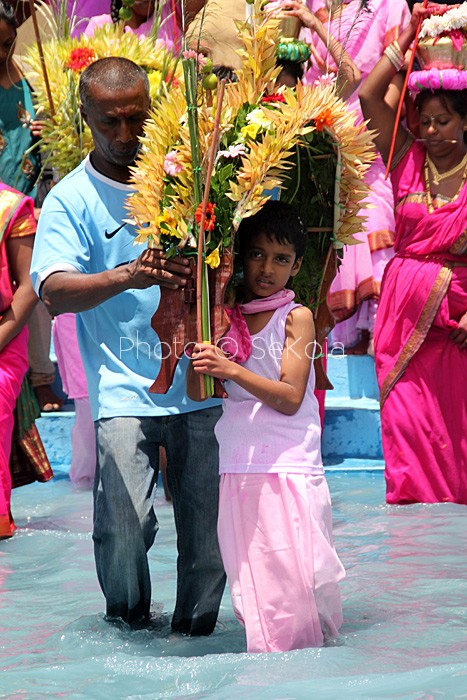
left=93, top=406, right=226, bottom=634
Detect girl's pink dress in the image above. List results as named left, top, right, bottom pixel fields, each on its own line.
left=375, top=142, right=467, bottom=504
left=216, top=301, right=344, bottom=653
left=302, top=0, right=410, bottom=347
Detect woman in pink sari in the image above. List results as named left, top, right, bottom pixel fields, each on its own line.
left=0, top=184, right=38, bottom=537
left=359, top=3, right=467, bottom=504
left=300, top=0, right=411, bottom=353
left=83, top=0, right=180, bottom=46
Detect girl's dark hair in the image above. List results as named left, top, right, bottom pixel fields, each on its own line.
left=238, top=200, right=307, bottom=260
left=110, top=0, right=123, bottom=24
left=415, top=89, right=467, bottom=121
left=0, top=0, right=18, bottom=29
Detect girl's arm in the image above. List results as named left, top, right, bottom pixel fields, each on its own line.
left=274, top=1, right=361, bottom=100
left=191, top=306, right=315, bottom=415
left=0, top=235, right=38, bottom=353
left=359, top=2, right=434, bottom=162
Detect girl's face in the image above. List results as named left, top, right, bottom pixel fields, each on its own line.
left=0, top=19, right=16, bottom=67
left=243, top=231, right=302, bottom=301
left=419, top=95, right=467, bottom=158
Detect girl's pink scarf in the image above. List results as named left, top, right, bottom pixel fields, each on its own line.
left=220, top=289, right=295, bottom=363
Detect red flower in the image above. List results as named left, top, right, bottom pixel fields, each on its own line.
left=314, top=109, right=334, bottom=132
left=164, top=73, right=180, bottom=88
left=66, top=48, right=96, bottom=73
left=195, top=202, right=216, bottom=232
left=261, top=93, right=286, bottom=104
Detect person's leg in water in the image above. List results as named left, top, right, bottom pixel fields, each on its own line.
left=28, top=302, right=63, bottom=411
left=93, top=416, right=161, bottom=625
left=165, top=406, right=226, bottom=635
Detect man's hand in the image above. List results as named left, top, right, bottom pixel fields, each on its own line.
left=127, top=249, right=191, bottom=290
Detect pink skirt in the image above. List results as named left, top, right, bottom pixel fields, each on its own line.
left=218, top=472, right=345, bottom=653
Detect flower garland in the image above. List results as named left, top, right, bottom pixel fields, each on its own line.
left=408, top=68, right=467, bottom=95
left=419, top=2, right=467, bottom=48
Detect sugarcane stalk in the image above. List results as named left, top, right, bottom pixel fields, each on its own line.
left=28, top=0, right=55, bottom=117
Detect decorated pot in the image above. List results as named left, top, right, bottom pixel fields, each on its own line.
left=417, top=36, right=467, bottom=70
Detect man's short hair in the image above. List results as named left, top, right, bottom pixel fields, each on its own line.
left=79, top=57, right=150, bottom=112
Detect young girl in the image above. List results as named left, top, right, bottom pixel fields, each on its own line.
left=190, top=201, right=344, bottom=653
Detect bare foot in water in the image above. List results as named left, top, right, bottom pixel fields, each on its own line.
left=34, top=384, right=64, bottom=412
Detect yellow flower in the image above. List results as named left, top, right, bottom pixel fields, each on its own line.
left=156, top=209, right=182, bottom=238
left=205, top=247, right=221, bottom=269
left=147, top=69, right=162, bottom=99
left=241, top=122, right=261, bottom=140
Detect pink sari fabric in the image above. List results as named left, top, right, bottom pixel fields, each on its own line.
left=83, top=2, right=179, bottom=47
left=0, top=185, right=34, bottom=536
left=53, top=314, right=89, bottom=400
left=374, top=142, right=467, bottom=504
left=303, top=0, right=410, bottom=346
left=53, top=314, right=96, bottom=486
left=0, top=329, right=29, bottom=537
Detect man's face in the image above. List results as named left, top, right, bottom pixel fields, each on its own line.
left=82, top=80, right=150, bottom=174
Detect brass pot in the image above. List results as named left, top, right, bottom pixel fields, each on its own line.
left=417, top=36, right=467, bottom=70
left=280, top=15, right=302, bottom=40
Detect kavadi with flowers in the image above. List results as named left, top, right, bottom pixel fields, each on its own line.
left=22, top=0, right=180, bottom=178
left=128, top=2, right=376, bottom=396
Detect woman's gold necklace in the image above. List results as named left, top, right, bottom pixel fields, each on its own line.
left=424, top=155, right=467, bottom=213
left=426, top=151, right=467, bottom=185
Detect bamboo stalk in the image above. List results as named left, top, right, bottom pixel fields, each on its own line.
left=28, top=0, right=55, bottom=117
left=195, top=79, right=226, bottom=398
left=385, top=0, right=428, bottom=178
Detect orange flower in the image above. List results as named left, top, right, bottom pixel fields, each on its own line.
left=314, top=109, right=334, bottom=132
left=66, top=48, right=96, bottom=73
left=195, top=202, right=216, bottom=232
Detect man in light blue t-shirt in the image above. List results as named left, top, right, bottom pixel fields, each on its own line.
left=30, top=57, right=225, bottom=633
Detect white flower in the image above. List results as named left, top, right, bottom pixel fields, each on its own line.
left=246, top=108, right=272, bottom=130
left=420, top=3, right=467, bottom=39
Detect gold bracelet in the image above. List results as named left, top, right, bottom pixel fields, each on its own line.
left=383, top=40, right=405, bottom=72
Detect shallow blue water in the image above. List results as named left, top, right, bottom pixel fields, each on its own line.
left=2, top=470, right=467, bottom=699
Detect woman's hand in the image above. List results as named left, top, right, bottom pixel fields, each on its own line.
left=29, top=119, right=46, bottom=139
left=409, top=3, right=446, bottom=36
left=269, top=1, right=319, bottom=32
left=450, top=312, right=467, bottom=350
left=191, top=343, right=233, bottom=380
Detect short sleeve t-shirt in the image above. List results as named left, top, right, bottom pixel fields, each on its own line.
left=30, top=156, right=219, bottom=420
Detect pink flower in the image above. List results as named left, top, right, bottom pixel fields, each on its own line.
left=164, top=150, right=183, bottom=177
left=182, top=50, right=207, bottom=68
left=217, top=144, right=246, bottom=160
